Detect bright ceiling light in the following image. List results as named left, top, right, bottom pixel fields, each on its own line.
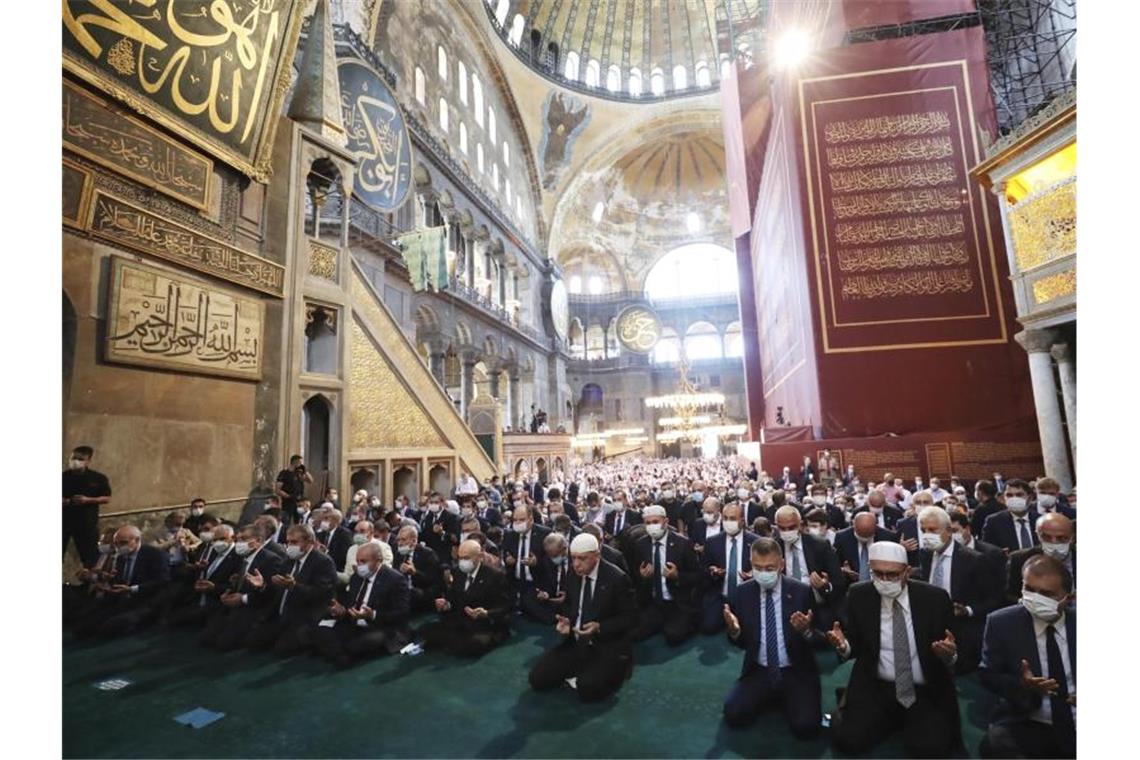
left=592, top=201, right=605, bottom=223
left=686, top=212, right=700, bottom=232
left=771, top=28, right=812, bottom=71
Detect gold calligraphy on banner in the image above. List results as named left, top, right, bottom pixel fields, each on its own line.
left=840, top=268, right=974, bottom=300
left=86, top=190, right=285, bottom=297
left=830, top=162, right=958, bottom=193
left=823, top=111, right=951, bottom=143
left=106, top=256, right=264, bottom=380
left=826, top=136, right=954, bottom=169
left=836, top=241, right=970, bottom=272
left=63, top=80, right=213, bottom=210
left=62, top=0, right=304, bottom=181
left=835, top=214, right=965, bottom=246
left=831, top=187, right=963, bottom=219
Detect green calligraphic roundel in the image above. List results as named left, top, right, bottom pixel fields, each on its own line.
left=337, top=58, right=414, bottom=212
left=616, top=305, right=662, bottom=354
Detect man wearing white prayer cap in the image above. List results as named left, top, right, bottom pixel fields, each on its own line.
left=528, top=529, right=637, bottom=702
left=826, top=540, right=961, bottom=756
left=631, top=504, right=701, bottom=646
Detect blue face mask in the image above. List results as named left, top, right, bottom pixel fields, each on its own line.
left=753, top=570, right=779, bottom=589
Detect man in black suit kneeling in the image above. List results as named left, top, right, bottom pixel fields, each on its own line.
left=529, top=533, right=637, bottom=702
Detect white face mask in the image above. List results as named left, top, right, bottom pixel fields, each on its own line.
left=190, top=507, right=204, bottom=516
left=355, top=564, right=373, bottom=578
left=398, top=545, right=414, bottom=556
left=662, top=490, right=675, bottom=500
left=513, top=521, right=529, bottom=533
left=689, top=491, right=702, bottom=501
left=737, top=489, right=750, bottom=500
left=428, top=504, right=441, bottom=514
left=722, top=520, right=741, bottom=536
left=353, top=534, right=369, bottom=545
left=779, top=529, right=800, bottom=544
left=69, top=458, right=86, bottom=471
left=457, top=558, right=476, bottom=574
left=855, top=532, right=873, bottom=544
left=811, top=495, right=827, bottom=506
left=285, top=545, right=303, bottom=561
left=115, top=544, right=133, bottom=557
left=1041, top=540, right=1071, bottom=559
left=199, top=531, right=215, bottom=543
left=211, top=540, right=230, bottom=554
left=234, top=542, right=252, bottom=557
left=1021, top=590, right=1062, bottom=622
left=754, top=570, right=779, bottom=589
left=319, top=521, right=331, bottom=532
left=870, top=505, right=883, bottom=515
left=873, top=579, right=903, bottom=598
left=702, top=512, right=718, bottom=525
left=952, top=532, right=968, bottom=546
left=551, top=555, right=566, bottom=566
left=920, top=532, right=945, bottom=551
left=1037, top=494, right=1057, bottom=510
left=806, top=526, right=825, bottom=538
left=1006, top=497, right=1028, bottom=513
left=98, top=543, right=113, bottom=555
left=645, top=523, right=666, bottom=540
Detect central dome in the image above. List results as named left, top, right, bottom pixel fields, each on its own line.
left=483, top=0, right=766, bottom=101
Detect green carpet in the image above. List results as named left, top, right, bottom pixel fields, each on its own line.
left=63, top=618, right=997, bottom=758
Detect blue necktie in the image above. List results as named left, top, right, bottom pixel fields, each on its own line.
left=653, top=542, right=663, bottom=600
left=727, top=538, right=738, bottom=598
left=859, top=542, right=870, bottom=581
left=763, top=590, right=781, bottom=680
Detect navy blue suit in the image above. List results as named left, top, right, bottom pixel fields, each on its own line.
left=833, top=526, right=897, bottom=583
left=979, top=604, right=1076, bottom=758
left=723, top=577, right=821, bottom=737
left=982, top=510, right=1040, bottom=554
left=698, top=531, right=759, bottom=634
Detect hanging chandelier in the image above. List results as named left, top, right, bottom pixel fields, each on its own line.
left=645, top=353, right=738, bottom=443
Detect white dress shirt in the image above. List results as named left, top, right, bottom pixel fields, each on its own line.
left=342, top=539, right=393, bottom=584
left=354, top=570, right=380, bottom=627
left=1031, top=613, right=1075, bottom=726
left=574, top=563, right=600, bottom=630
left=757, top=578, right=790, bottom=668
left=455, top=478, right=478, bottom=496
left=784, top=536, right=809, bottom=584
left=1013, top=516, right=1034, bottom=550
left=652, top=539, right=673, bottom=601
left=515, top=531, right=534, bottom=581
left=703, top=521, right=722, bottom=541
left=876, top=586, right=926, bottom=685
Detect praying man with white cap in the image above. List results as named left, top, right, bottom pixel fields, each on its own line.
left=528, top=533, right=638, bottom=702
left=826, top=540, right=962, bottom=757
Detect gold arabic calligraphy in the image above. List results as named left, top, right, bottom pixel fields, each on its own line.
left=840, top=268, right=974, bottom=300
left=826, top=136, right=954, bottom=168
left=837, top=241, right=970, bottom=272
left=617, top=308, right=662, bottom=353
left=823, top=111, right=951, bottom=143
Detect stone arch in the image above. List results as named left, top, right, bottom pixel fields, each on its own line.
left=302, top=393, right=333, bottom=478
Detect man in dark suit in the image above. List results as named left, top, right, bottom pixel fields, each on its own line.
left=834, top=513, right=897, bottom=587
left=200, top=524, right=283, bottom=650
left=721, top=538, right=822, bottom=737
left=394, top=525, right=444, bottom=612
left=523, top=533, right=571, bottom=625
left=603, top=494, right=642, bottom=542
left=806, top=484, right=845, bottom=530
left=971, top=479, right=1002, bottom=537
left=73, top=525, right=171, bottom=638
left=895, top=491, right=935, bottom=566
left=245, top=524, right=337, bottom=654
left=979, top=555, right=1075, bottom=758
left=420, top=496, right=461, bottom=567
left=166, top=524, right=243, bottom=627
left=632, top=505, right=701, bottom=645
left=311, top=543, right=411, bottom=668
left=581, top=523, right=627, bottom=575
left=853, top=490, right=904, bottom=531
left=915, top=506, right=1001, bottom=673
left=698, top=502, right=759, bottom=634
left=421, top=539, right=511, bottom=657
left=689, top=497, right=725, bottom=556
left=529, top=534, right=638, bottom=702
left=773, top=506, right=846, bottom=633
left=546, top=487, right=580, bottom=525
left=827, top=541, right=961, bottom=757
left=982, top=480, right=1039, bottom=554
left=1005, top=512, right=1075, bottom=605
left=949, top=510, right=1006, bottom=569
left=315, top=508, right=355, bottom=571
left=475, top=494, right=502, bottom=531
left=502, top=505, right=551, bottom=609
left=1032, top=477, right=1075, bottom=519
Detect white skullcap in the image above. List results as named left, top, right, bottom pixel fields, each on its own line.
left=570, top=533, right=599, bottom=553
left=868, top=541, right=908, bottom=564
left=319, top=501, right=334, bottom=509
left=446, top=499, right=459, bottom=510
left=642, top=505, right=667, bottom=518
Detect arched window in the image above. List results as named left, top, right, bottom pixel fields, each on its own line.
left=459, top=122, right=468, bottom=154
left=437, top=46, right=448, bottom=80
left=644, top=243, right=738, bottom=300
left=585, top=58, right=600, bottom=87
left=564, top=51, right=580, bottom=80
left=509, top=13, right=525, bottom=46
left=505, top=179, right=511, bottom=204
left=628, top=67, right=643, bottom=96
left=438, top=97, right=449, bottom=132
left=720, top=54, right=732, bottom=80
left=605, top=64, right=621, bottom=92
left=477, top=143, right=485, bottom=173
left=488, top=108, right=496, bottom=143
left=585, top=325, right=606, bottom=360
left=724, top=321, right=744, bottom=358
left=606, top=320, right=621, bottom=356
left=587, top=275, right=603, bottom=294
left=502, top=141, right=510, bottom=167
left=696, top=60, right=711, bottom=87
left=568, top=319, right=585, bottom=358
left=473, top=75, right=484, bottom=125
left=458, top=61, right=468, bottom=104
left=673, top=64, right=688, bottom=90
left=414, top=66, right=426, bottom=104
left=492, top=163, right=500, bottom=190
left=685, top=321, right=722, bottom=361
left=516, top=196, right=524, bottom=218
left=653, top=328, right=680, bottom=364
left=650, top=67, right=665, bottom=95
left=494, top=0, right=509, bottom=26
left=568, top=275, right=583, bottom=293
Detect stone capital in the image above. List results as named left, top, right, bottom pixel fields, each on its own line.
left=1050, top=342, right=1074, bottom=364
left=1014, top=328, right=1057, bottom=354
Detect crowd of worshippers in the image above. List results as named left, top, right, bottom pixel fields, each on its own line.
left=63, top=454, right=1075, bottom=758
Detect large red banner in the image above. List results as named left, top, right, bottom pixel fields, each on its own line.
left=842, top=0, right=978, bottom=30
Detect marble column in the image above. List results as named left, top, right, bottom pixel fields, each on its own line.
left=461, top=361, right=475, bottom=421
left=428, top=352, right=445, bottom=387
left=488, top=369, right=501, bottom=400
left=509, top=374, right=520, bottom=431
left=1015, top=329, right=1073, bottom=490
left=1051, top=341, right=1077, bottom=469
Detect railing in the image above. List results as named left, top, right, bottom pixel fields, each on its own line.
left=567, top=353, right=651, bottom=371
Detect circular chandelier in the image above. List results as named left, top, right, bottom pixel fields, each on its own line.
left=645, top=353, right=741, bottom=444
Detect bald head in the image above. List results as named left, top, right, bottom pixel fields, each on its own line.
left=113, top=524, right=141, bottom=554
left=457, top=539, right=483, bottom=561
left=853, top=511, right=878, bottom=539
left=1036, top=512, right=1074, bottom=543
left=866, top=490, right=886, bottom=509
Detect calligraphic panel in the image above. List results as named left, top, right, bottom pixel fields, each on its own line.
left=615, top=306, right=662, bottom=354
left=63, top=80, right=213, bottom=210
left=62, top=0, right=305, bottom=181
left=799, top=35, right=1007, bottom=352
left=86, top=190, right=285, bottom=297
left=106, top=257, right=263, bottom=380
left=62, top=159, right=93, bottom=228
left=337, top=58, right=413, bottom=212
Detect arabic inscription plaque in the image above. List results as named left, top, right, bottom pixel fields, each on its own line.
left=106, top=256, right=264, bottom=380
left=337, top=57, right=413, bottom=212
left=616, top=306, right=662, bottom=354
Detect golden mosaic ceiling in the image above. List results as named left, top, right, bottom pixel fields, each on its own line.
left=612, top=132, right=726, bottom=200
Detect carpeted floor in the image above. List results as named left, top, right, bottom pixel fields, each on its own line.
left=63, top=617, right=998, bottom=758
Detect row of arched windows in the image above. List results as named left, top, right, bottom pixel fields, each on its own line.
left=566, top=319, right=744, bottom=363
left=562, top=53, right=724, bottom=96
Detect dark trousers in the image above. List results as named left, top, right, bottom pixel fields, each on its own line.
left=311, top=621, right=396, bottom=667
left=831, top=680, right=957, bottom=758
left=244, top=616, right=312, bottom=655
left=63, top=585, right=101, bottom=626
left=529, top=639, right=630, bottom=702
left=951, top=618, right=984, bottom=674
left=408, top=585, right=437, bottom=614
left=200, top=606, right=261, bottom=651
left=632, top=600, right=695, bottom=646
left=419, top=620, right=501, bottom=658
left=722, top=667, right=822, bottom=739
left=519, top=588, right=560, bottom=625
left=699, top=592, right=728, bottom=635
left=980, top=720, right=1075, bottom=759
left=72, top=598, right=158, bottom=638
left=63, top=506, right=100, bottom=568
